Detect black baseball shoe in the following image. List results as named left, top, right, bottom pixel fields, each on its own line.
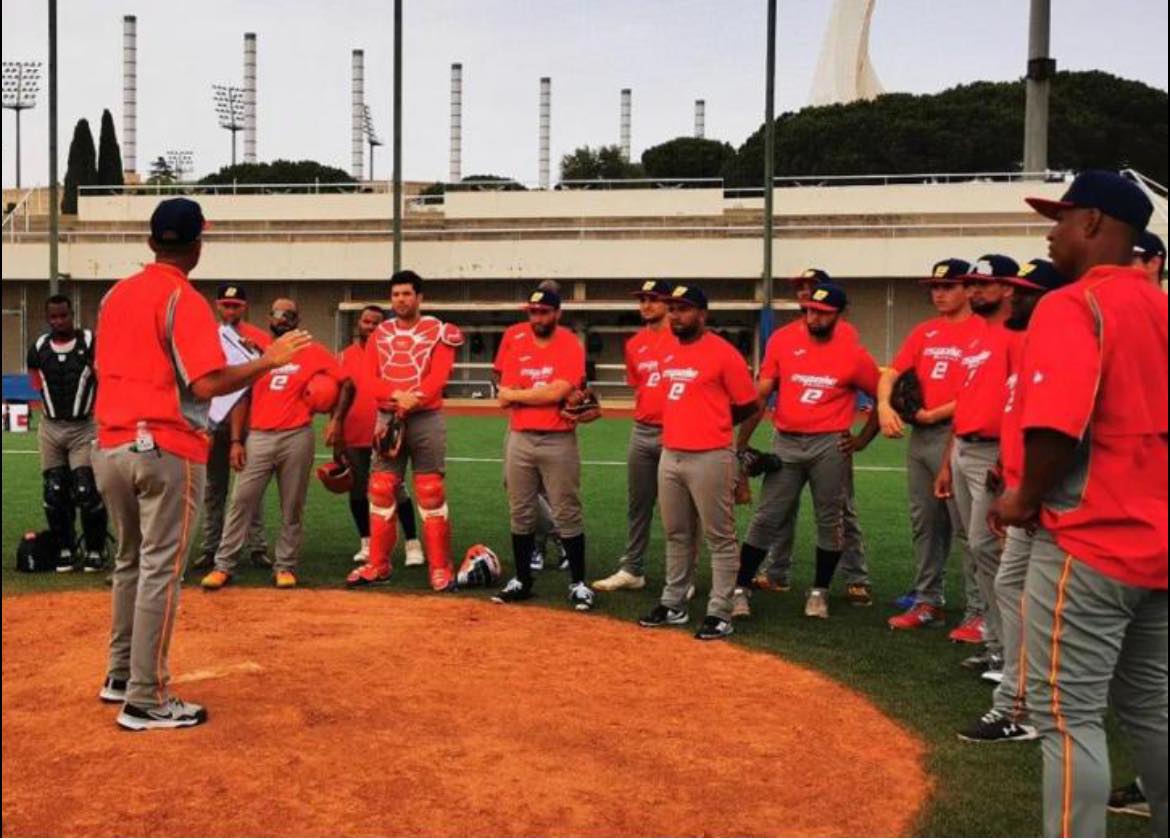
left=638, top=604, right=689, bottom=627
left=568, top=582, right=595, bottom=612
left=98, top=675, right=127, bottom=703
left=961, top=650, right=1003, bottom=673
left=55, top=548, right=76, bottom=573
left=529, top=550, right=545, bottom=573
left=695, top=616, right=734, bottom=641
left=956, top=709, right=1038, bottom=743
left=1107, top=780, right=1150, bottom=818
left=116, top=697, right=207, bottom=731
left=492, top=577, right=534, bottom=604
left=83, top=550, right=106, bottom=573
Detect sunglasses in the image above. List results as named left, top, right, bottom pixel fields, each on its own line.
left=271, top=309, right=299, bottom=320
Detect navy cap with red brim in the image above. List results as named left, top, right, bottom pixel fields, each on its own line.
left=1026, top=170, right=1153, bottom=231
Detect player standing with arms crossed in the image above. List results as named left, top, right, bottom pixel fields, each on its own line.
left=94, top=198, right=309, bottom=729
left=638, top=284, right=758, bottom=640
left=594, top=280, right=676, bottom=592
left=346, top=270, right=461, bottom=592
left=996, top=171, right=1167, bottom=837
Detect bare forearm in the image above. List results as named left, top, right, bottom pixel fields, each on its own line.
left=507, top=381, right=573, bottom=406
left=1018, top=429, right=1080, bottom=511
left=334, top=380, right=356, bottom=423
left=229, top=398, right=249, bottom=442
left=191, top=357, right=275, bottom=400
left=736, top=408, right=765, bottom=450
left=856, top=407, right=880, bottom=448
left=876, top=368, right=898, bottom=408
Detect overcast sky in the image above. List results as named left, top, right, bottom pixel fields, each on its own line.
left=2, top=0, right=1167, bottom=189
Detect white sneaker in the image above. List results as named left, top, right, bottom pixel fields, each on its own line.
left=568, top=582, right=595, bottom=612
left=981, top=669, right=1005, bottom=684
left=404, top=539, right=425, bottom=567
left=352, top=537, right=370, bottom=564
left=592, top=569, right=646, bottom=591
left=804, top=587, right=829, bottom=619
left=731, top=587, right=752, bottom=619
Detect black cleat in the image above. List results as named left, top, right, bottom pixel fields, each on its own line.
left=638, top=604, right=689, bottom=627
left=98, top=675, right=127, bottom=703
left=956, top=709, right=1038, bottom=743
left=694, top=616, right=734, bottom=641
left=492, top=577, right=534, bottom=604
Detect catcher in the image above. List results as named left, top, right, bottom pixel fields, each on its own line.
left=345, top=270, right=463, bottom=592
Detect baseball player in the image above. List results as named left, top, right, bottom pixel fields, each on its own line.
left=201, top=297, right=344, bottom=589
left=346, top=270, right=461, bottom=592
left=638, top=284, right=759, bottom=640
left=1132, top=229, right=1166, bottom=286
left=94, top=197, right=310, bottom=729
left=995, top=171, right=1167, bottom=837
left=753, top=269, right=874, bottom=605
left=492, top=286, right=594, bottom=609
left=26, top=294, right=107, bottom=572
left=593, top=280, right=676, bottom=592
left=934, top=254, right=1019, bottom=671
left=957, top=257, right=1066, bottom=744
left=732, top=283, right=880, bottom=620
left=192, top=283, right=270, bottom=572
left=493, top=279, right=564, bottom=571
left=881, top=259, right=985, bottom=637
left=326, top=304, right=424, bottom=567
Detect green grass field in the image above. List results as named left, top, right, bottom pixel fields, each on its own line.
left=1, top=416, right=1144, bottom=837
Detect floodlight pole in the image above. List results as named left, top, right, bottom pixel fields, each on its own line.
left=392, top=0, right=403, bottom=273
left=15, top=108, right=22, bottom=188
left=761, top=0, right=777, bottom=341
left=48, top=0, right=60, bottom=295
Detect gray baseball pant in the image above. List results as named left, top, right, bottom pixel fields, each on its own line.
left=198, top=422, right=268, bottom=565
left=93, top=443, right=204, bottom=711
left=991, top=525, right=1034, bottom=720
left=1025, top=529, right=1168, bottom=838
left=214, top=426, right=315, bottom=573
left=951, top=438, right=1002, bottom=653
left=505, top=430, right=583, bottom=539
left=502, top=429, right=557, bottom=549
left=657, top=447, right=738, bottom=621
left=618, top=421, right=662, bottom=577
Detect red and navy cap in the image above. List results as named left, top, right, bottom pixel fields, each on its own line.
left=959, top=254, right=1020, bottom=282
left=1001, top=259, right=1067, bottom=292
left=523, top=288, right=562, bottom=310
left=150, top=197, right=208, bottom=245
left=920, top=258, right=971, bottom=284
left=1026, top=170, right=1154, bottom=231
left=667, top=284, right=708, bottom=310
left=1134, top=230, right=1166, bottom=261
left=800, top=282, right=848, bottom=312
left=631, top=280, right=674, bottom=299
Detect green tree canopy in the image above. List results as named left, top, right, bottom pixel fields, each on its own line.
left=641, top=137, right=735, bottom=180
left=61, top=118, right=97, bottom=214
left=96, top=109, right=124, bottom=193
left=560, top=145, right=644, bottom=182
left=198, top=159, right=355, bottom=191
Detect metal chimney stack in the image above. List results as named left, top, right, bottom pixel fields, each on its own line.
left=351, top=49, right=364, bottom=180
left=243, top=32, right=257, bottom=163
left=449, top=63, right=463, bottom=183
left=1023, top=0, right=1053, bottom=175
left=122, top=15, right=136, bottom=174
left=538, top=77, right=551, bottom=189
left=620, top=88, right=632, bottom=161
left=694, top=99, right=705, bottom=139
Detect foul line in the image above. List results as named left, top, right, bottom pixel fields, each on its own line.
left=3, top=448, right=906, bottom=472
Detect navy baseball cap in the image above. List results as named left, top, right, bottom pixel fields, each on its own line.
left=631, top=280, right=674, bottom=298
left=800, top=282, right=848, bottom=312
left=1134, top=230, right=1166, bottom=260
left=667, top=284, right=708, bottom=310
left=960, top=254, right=1021, bottom=282
left=1002, top=259, right=1067, bottom=292
left=523, top=288, right=561, bottom=310
left=921, top=258, right=971, bottom=284
left=791, top=268, right=831, bottom=286
left=1026, top=170, right=1154, bottom=232
left=150, top=197, right=207, bottom=245
left=216, top=283, right=247, bottom=303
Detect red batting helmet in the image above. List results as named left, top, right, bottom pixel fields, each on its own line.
left=316, top=460, right=353, bottom=494
left=457, top=544, right=501, bottom=588
left=302, top=372, right=339, bottom=413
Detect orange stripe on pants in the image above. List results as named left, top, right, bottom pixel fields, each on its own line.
left=1048, top=553, right=1075, bottom=838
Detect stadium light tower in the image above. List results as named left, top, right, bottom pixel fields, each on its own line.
left=2, top=61, right=42, bottom=189
left=362, top=104, right=383, bottom=182
left=165, top=149, right=194, bottom=183
left=212, top=84, right=246, bottom=167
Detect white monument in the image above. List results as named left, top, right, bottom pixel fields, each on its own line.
left=809, top=0, right=883, bottom=106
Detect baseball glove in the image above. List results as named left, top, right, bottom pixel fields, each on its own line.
left=890, top=369, right=925, bottom=425
left=374, top=413, right=405, bottom=460
left=738, top=446, right=783, bottom=478
left=561, top=387, right=602, bottom=423
left=734, top=470, right=752, bottom=505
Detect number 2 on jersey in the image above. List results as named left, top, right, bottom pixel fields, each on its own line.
left=269, top=373, right=290, bottom=391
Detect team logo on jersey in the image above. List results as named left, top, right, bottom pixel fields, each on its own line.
left=924, top=346, right=962, bottom=361
left=791, top=373, right=838, bottom=387
left=793, top=348, right=807, bottom=356
left=662, top=366, right=698, bottom=382
left=925, top=329, right=939, bottom=338
left=520, top=365, right=555, bottom=380
left=961, top=349, right=991, bottom=370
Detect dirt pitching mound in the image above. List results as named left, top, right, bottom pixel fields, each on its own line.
left=2, top=590, right=929, bottom=836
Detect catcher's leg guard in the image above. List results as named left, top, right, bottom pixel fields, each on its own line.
left=72, top=466, right=109, bottom=555
left=365, top=470, right=400, bottom=573
left=414, top=472, right=454, bottom=590
left=42, top=466, right=76, bottom=551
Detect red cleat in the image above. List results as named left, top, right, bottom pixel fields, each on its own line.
left=948, top=615, right=986, bottom=645
left=429, top=565, right=457, bottom=592
left=346, top=562, right=392, bottom=588
left=888, top=603, right=945, bottom=630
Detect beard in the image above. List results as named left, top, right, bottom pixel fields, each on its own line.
left=532, top=320, right=555, bottom=338
left=271, top=322, right=296, bottom=337
left=970, top=298, right=1003, bottom=316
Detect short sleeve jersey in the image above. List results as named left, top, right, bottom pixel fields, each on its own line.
left=493, top=322, right=532, bottom=376
left=953, top=321, right=1014, bottom=438
left=94, top=262, right=226, bottom=463
left=497, top=326, right=585, bottom=433
left=761, top=322, right=879, bottom=434
left=341, top=342, right=378, bottom=447
left=999, top=331, right=1027, bottom=489
left=249, top=342, right=344, bottom=432
left=625, top=325, right=678, bottom=426
left=891, top=315, right=987, bottom=410
left=660, top=331, right=757, bottom=451
left=1019, top=266, right=1168, bottom=589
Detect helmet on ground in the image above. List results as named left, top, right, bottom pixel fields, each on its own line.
left=316, top=460, right=353, bottom=494
left=457, top=544, right=501, bottom=588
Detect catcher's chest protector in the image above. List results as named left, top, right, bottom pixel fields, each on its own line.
left=372, top=316, right=447, bottom=391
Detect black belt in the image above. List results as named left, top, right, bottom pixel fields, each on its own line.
left=959, top=434, right=998, bottom=444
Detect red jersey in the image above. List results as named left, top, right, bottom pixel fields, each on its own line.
left=493, top=322, right=532, bottom=376
left=762, top=322, right=879, bottom=434
left=365, top=315, right=461, bottom=413
left=340, top=342, right=378, bottom=447
left=497, top=325, right=585, bottom=433
left=249, top=342, right=343, bottom=432
left=953, top=321, right=1014, bottom=439
left=1019, top=266, right=1168, bottom=590
left=661, top=331, right=757, bottom=451
left=891, top=315, right=986, bottom=410
left=94, top=262, right=226, bottom=463
left=236, top=320, right=272, bottom=350
left=625, top=325, right=677, bottom=426
left=999, top=331, right=1026, bottom=489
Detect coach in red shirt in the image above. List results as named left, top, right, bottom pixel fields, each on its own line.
left=996, top=170, right=1167, bottom=837
left=92, top=197, right=308, bottom=730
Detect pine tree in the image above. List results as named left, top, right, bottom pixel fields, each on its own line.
left=61, top=118, right=98, bottom=214
left=96, top=109, right=124, bottom=193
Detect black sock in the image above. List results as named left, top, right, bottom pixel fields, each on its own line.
left=512, top=533, right=536, bottom=586
left=397, top=495, right=418, bottom=540
left=737, top=542, right=768, bottom=587
left=814, top=547, right=842, bottom=590
left=349, top=497, right=370, bottom=538
left=562, top=534, right=586, bottom=585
